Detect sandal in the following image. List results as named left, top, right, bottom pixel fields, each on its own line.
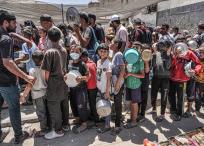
left=32, top=129, right=46, bottom=137
left=73, top=124, right=87, bottom=134
left=111, top=127, right=122, bottom=135
left=124, top=122, right=137, bottom=129
left=182, top=112, right=192, bottom=118
left=97, top=127, right=111, bottom=134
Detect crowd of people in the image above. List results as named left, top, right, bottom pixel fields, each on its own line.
left=0, top=9, right=204, bottom=144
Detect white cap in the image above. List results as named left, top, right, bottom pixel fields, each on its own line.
left=110, top=14, right=120, bottom=22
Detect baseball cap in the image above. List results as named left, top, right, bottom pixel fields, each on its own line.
left=132, top=18, right=142, bottom=25
left=110, top=15, right=120, bottom=22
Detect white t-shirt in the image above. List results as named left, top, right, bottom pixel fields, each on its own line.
left=97, top=59, right=112, bottom=93
left=115, top=25, right=129, bottom=49
left=29, top=67, right=47, bottom=99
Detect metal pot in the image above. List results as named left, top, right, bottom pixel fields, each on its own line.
left=96, top=99, right=111, bottom=118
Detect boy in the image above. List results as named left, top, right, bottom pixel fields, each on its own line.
left=195, top=47, right=204, bottom=112
left=68, top=45, right=89, bottom=133
left=110, top=39, right=125, bottom=135
left=41, top=27, right=69, bottom=139
left=16, top=27, right=38, bottom=73
left=137, top=43, right=151, bottom=123
left=124, top=47, right=144, bottom=129
left=37, top=26, right=47, bottom=52
left=20, top=50, right=48, bottom=136
left=151, top=41, right=172, bottom=122
left=81, top=50, right=99, bottom=124
left=169, top=42, right=201, bottom=121
left=96, top=43, right=112, bottom=133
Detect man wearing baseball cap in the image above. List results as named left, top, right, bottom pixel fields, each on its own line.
left=110, top=15, right=128, bottom=50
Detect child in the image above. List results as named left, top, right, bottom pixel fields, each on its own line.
left=195, top=47, right=204, bottom=112
left=110, top=39, right=125, bottom=135
left=124, top=47, right=145, bottom=129
left=96, top=43, right=112, bottom=133
left=169, top=42, right=201, bottom=121
left=20, top=50, right=48, bottom=136
left=81, top=50, right=99, bottom=124
left=137, top=43, right=151, bottom=123
left=20, top=27, right=38, bottom=73
left=150, top=41, right=172, bottom=122
left=68, top=45, right=89, bottom=134
left=37, top=26, right=47, bottom=52
left=41, top=27, right=69, bottom=139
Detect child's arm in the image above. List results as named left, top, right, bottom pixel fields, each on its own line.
left=115, top=64, right=125, bottom=93
left=127, top=70, right=145, bottom=79
left=20, top=79, right=36, bottom=103
left=45, top=71, right=50, bottom=82
left=105, top=71, right=111, bottom=99
left=9, top=32, right=32, bottom=48
left=15, top=54, right=29, bottom=65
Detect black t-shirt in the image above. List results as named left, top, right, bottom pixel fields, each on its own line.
left=93, top=25, right=105, bottom=43
left=68, top=61, right=88, bottom=88
left=0, top=28, right=16, bottom=86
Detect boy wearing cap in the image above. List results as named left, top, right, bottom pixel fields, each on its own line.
left=131, top=18, right=146, bottom=44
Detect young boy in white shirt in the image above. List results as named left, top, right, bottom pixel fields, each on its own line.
left=21, top=50, right=48, bottom=136
left=96, top=43, right=112, bottom=134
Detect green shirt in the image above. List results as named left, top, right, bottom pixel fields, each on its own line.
left=125, top=58, right=144, bottom=89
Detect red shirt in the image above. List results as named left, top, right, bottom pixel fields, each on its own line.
left=86, top=59, right=97, bottom=89
left=170, top=50, right=201, bottom=82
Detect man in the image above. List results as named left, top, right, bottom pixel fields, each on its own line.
left=110, top=15, right=128, bottom=50
left=159, top=24, right=174, bottom=44
left=172, top=26, right=180, bottom=41
left=57, top=22, right=78, bottom=50
left=0, top=10, right=34, bottom=144
left=141, top=21, right=152, bottom=45
left=40, top=14, right=63, bottom=50
left=196, top=22, right=204, bottom=47
left=73, top=12, right=97, bottom=61
left=131, top=18, right=146, bottom=44
left=88, top=13, right=105, bottom=43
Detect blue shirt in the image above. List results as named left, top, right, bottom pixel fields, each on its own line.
left=22, top=42, right=37, bottom=72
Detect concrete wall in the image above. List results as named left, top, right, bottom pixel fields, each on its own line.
left=158, top=0, right=204, bottom=11
left=157, top=0, right=204, bottom=34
